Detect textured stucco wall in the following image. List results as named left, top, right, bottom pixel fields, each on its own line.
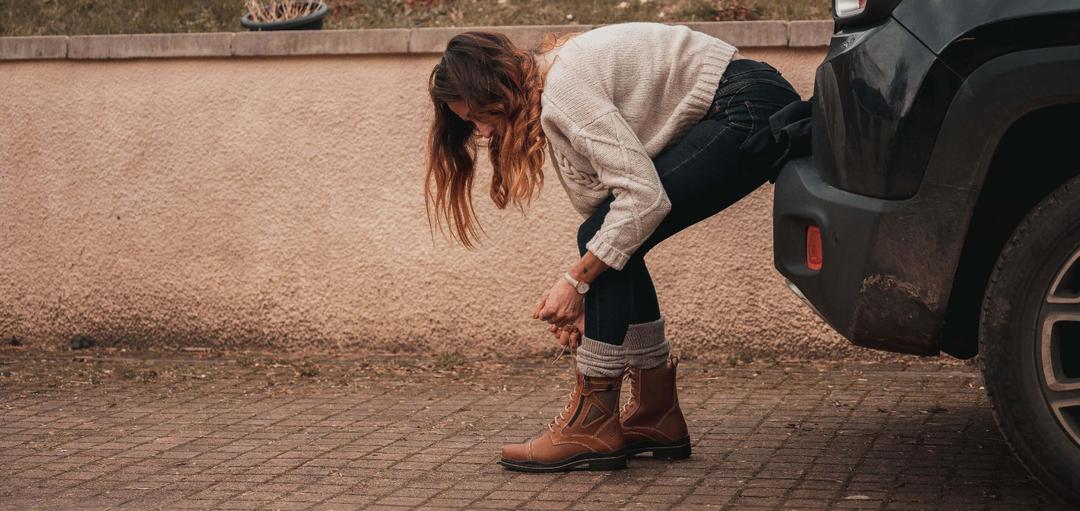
left=0, top=47, right=861, bottom=362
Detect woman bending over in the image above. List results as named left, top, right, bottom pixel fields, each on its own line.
left=425, top=21, right=800, bottom=472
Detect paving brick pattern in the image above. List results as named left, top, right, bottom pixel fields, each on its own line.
left=0, top=354, right=1070, bottom=510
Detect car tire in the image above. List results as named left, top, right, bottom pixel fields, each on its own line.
left=980, top=174, right=1080, bottom=505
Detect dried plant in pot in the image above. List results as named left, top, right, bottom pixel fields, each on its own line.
left=241, top=1, right=330, bottom=31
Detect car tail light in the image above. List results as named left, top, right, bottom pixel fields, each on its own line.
left=806, top=226, right=823, bottom=271
left=833, top=0, right=900, bottom=27
left=834, top=0, right=867, bottom=18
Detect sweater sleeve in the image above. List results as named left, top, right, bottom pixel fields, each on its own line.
left=571, top=110, right=672, bottom=270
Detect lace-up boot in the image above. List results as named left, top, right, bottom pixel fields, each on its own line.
left=499, top=370, right=626, bottom=472
left=620, top=357, right=691, bottom=459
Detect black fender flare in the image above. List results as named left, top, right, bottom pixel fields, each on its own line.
left=923, top=45, right=1080, bottom=192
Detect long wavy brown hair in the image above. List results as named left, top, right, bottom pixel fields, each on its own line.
left=426, top=30, right=580, bottom=247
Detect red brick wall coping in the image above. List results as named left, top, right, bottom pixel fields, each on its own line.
left=0, top=21, right=832, bottom=60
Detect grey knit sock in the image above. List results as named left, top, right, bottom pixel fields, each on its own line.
left=576, top=337, right=627, bottom=377
left=624, top=317, right=670, bottom=369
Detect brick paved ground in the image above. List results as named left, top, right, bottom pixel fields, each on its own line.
left=0, top=349, right=1071, bottom=510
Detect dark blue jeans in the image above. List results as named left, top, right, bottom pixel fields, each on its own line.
left=577, top=58, right=800, bottom=345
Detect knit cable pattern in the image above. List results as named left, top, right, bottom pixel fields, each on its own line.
left=553, top=148, right=606, bottom=192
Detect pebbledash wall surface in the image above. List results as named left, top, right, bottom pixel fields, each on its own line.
left=0, top=21, right=863, bottom=362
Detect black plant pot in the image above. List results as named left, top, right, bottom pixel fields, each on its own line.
left=241, top=2, right=329, bottom=31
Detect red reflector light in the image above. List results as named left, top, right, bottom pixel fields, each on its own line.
left=806, top=226, right=823, bottom=271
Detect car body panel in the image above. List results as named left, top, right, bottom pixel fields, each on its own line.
left=926, top=45, right=1080, bottom=192
left=813, top=17, right=944, bottom=199
left=774, top=157, right=975, bottom=355
left=815, top=2, right=1080, bottom=201
left=892, top=0, right=1080, bottom=56
left=777, top=42, right=1080, bottom=356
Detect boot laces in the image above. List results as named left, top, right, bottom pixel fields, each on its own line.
left=548, top=345, right=577, bottom=432
left=548, top=389, right=576, bottom=432
left=619, top=368, right=638, bottom=418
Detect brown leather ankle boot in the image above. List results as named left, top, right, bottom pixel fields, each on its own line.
left=620, top=357, right=691, bottom=459
left=499, top=370, right=627, bottom=472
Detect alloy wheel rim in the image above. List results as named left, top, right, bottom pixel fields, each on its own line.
left=1038, top=245, right=1080, bottom=447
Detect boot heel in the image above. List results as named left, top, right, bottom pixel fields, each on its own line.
left=587, top=455, right=628, bottom=471
left=652, top=441, right=692, bottom=460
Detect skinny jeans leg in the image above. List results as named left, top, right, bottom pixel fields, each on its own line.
left=577, top=59, right=800, bottom=347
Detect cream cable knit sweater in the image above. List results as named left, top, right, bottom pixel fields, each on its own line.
left=539, top=22, right=738, bottom=270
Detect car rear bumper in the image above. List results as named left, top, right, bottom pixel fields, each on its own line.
left=773, top=157, right=942, bottom=356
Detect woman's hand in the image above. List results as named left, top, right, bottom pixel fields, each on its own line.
left=535, top=252, right=609, bottom=349
left=548, top=313, right=585, bottom=348
left=535, top=277, right=583, bottom=330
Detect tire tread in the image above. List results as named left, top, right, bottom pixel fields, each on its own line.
left=979, top=175, right=1080, bottom=505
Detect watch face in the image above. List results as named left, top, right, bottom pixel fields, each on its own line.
left=578, top=282, right=590, bottom=294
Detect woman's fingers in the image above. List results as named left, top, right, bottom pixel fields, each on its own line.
left=534, top=293, right=548, bottom=319
left=558, top=327, right=572, bottom=347
left=550, top=311, right=580, bottom=332
left=553, top=307, right=577, bottom=327
left=549, top=320, right=582, bottom=347
left=540, top=298, right=559, bottom=322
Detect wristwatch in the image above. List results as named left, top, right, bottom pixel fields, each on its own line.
left=562, top=272, right=590, bottom=295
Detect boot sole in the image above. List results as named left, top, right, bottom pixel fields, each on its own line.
left=623, top=436, right=692, bottom=460
left=499, top=451, right=627, bottom=473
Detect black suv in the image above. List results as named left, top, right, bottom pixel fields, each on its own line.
left=772, top=0, right=1080, bottom=504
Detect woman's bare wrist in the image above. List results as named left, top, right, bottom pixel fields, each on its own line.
left=570, top=251, right=608, bottom=285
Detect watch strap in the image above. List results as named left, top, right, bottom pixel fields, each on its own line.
left=562, top=272, right=588, bottom=295
left=561, top=272, right=579, bottom=288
